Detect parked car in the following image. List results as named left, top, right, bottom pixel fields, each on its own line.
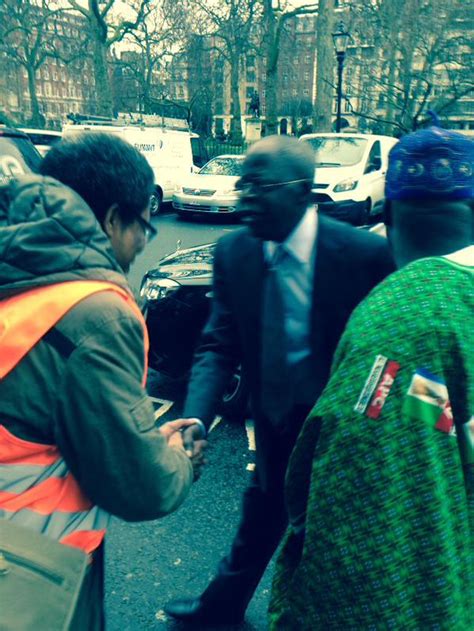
left=140, top=241, right=247, bottom=421
left=299, top=133, right=398, bottom=225
left=140, top=223, right=387, bottom=422
left=172, top=154, right=244, bottom=218
left=0, top=126, right=42, bottom=215
left=0, top=126, right=41, bottom=185
left=19, top=128, right=62, bottom=157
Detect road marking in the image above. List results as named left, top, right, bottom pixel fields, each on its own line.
left=209, top=415, right=222, bottom=433
left=245, top=420, right=256, bottom=451
left=149, top=397, right=174, bottom=420
left=246, top=463, right=256, bottom=471
left=155, top=610, right=167, bottom=621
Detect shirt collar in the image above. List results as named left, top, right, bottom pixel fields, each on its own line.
left=266, top=206, right=318, bottom=265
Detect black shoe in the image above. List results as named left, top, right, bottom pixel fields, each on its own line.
left=164, top=597, right=244, bottom=626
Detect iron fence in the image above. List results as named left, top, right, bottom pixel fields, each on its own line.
left=204, top=139, right=248, bottom=159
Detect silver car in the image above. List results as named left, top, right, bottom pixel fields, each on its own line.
left=173, top=154, right=244, bottom=217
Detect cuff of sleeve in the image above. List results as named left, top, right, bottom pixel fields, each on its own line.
left=187, top=418, right=207, bottom=438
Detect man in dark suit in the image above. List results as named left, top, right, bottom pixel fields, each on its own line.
left=165, top=135, right=395, bottom=625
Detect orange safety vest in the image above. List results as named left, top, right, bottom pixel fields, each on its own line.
left=0, top=280, right=149, bottom=554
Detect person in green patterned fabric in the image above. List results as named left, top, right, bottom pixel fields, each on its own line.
left=269, top=125, right=474, bottom=630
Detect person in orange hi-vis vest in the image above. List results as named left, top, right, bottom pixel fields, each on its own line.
left=0, top=133, right=206, bottom=630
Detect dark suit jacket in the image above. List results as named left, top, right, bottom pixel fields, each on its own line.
left=184, top=213, right=395, bottom=491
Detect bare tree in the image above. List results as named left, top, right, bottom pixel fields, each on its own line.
left=0, top=0, right=85, bottom=126
left=261, top=1, right=318, bottom=136
left=313, top=0, right=336, bottom=132
left=65, top=0, right=150, bottom=117
left=346, top=0, right=473, bottom=133
left=117, top=0, right=188, bottom=114
left=180, top=0, right=261, bottom=143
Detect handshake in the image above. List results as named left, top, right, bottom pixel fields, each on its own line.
left=159, top=418, right=207, bottom=480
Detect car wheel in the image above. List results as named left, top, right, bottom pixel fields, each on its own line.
left=218, top=366, right=249, bottom=422
left=150, top=189, right=163, bottom=216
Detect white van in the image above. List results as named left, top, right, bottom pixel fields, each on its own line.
left=62, top=123, right=195, bottom=214
left=299, top=133, right=398, bottom=225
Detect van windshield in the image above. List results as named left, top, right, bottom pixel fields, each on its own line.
left=200, top=157, right=243, bottom=176
left=303, top=137, right=368, bottom=167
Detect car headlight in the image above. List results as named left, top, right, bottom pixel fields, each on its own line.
left=140, top=277, right=180, bottom=302
left=334, top=178, right=358, bottom=192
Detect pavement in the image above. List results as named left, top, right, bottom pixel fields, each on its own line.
left=105, top=371, right=274, bottom=631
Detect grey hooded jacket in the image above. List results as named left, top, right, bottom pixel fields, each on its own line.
left=0, top=175, right=193, bottom=522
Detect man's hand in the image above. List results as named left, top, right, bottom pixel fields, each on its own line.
left=181, top=423, right=206, bottom=458
left=160, top=419, right=207, bottom=481
left=159, top=418, right=200, bottom=448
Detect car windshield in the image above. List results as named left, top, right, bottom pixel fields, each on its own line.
left=199, top=157, right=243, bottom=176
left=0, top=136, right=41, bottom=184
left=303, top=137, right=368, bottom=167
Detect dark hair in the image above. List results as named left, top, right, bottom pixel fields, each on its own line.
left=39, top=132, right=155, bottom=225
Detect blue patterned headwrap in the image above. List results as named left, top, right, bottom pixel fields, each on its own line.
left=385, top=126, right=474, bottom=201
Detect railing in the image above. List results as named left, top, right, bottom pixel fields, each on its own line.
left=204, top=139, right=248, bottom=159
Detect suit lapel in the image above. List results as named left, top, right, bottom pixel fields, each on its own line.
left=311, top=216, right=346, bottom=349
left=232, top=230, right=265, bottom=331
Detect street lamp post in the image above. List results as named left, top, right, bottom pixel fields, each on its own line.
left=332, top=21, right=350, bottom=133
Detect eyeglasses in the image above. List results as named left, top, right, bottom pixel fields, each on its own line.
left=135, top=214, right=157, bottom=242
left=235, top=178, right=312, bottom=194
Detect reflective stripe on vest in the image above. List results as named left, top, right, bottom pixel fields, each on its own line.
left=0, top=281, right=149, bottom=554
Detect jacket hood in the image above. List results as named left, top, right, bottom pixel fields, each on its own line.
left=0, top=175, right=128, bottom=295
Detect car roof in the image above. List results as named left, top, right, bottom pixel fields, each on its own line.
left=0, top=125, right=31, bottom=139
left=19, top=128, right=62, bottom=136
left=299, top=132, right=397, bottom=142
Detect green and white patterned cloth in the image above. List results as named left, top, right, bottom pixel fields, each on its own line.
left=269, top=247, right=474, bottom=631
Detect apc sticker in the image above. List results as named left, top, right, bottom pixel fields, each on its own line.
left=366, top=360, right=400, bottom=419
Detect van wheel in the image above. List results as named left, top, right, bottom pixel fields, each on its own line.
left=150, top=189, right=162, bottom=216
left=218, top=366, right=249, bottom=423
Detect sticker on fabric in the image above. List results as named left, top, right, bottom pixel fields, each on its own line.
left=366, top=360, right=400, bottom=419
left=354, top=355, right=388, bottom=414
left=403, top=368, right=456, bottom=435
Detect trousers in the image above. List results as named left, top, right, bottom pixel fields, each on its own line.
left=201, top=405, right=317, bottom=615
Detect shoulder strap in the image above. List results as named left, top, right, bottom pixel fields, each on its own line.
left=0, top=281, right=148, bottom=384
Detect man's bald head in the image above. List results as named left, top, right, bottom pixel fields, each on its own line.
left=236, top=135, right=316, bottom=242
left=247, top=135, right=315, bottom=183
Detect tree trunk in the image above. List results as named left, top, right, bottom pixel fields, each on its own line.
left=229, top=54, right=243, bottom=144
left=90, top=22, right=113, bottom=117
left=264, top=6, right=279, bottom=136
left=27, top=66, right=44, bottom=126
left=313, top=0, right=336, bottom=132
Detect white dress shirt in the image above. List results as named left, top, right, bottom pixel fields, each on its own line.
left=264, top=206, right=318, bottom=366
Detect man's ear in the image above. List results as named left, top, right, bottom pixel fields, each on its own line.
left=103, top=203, right=120, bottom=238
